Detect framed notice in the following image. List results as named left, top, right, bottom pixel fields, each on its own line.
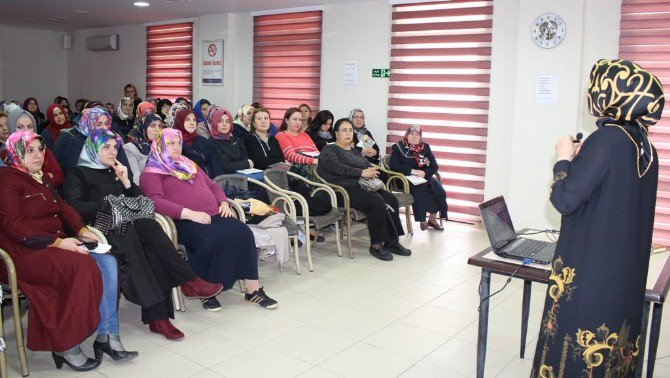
left=202, top=40, right=223, bottom=86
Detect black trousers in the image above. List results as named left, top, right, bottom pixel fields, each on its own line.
left=343, top=187, right=404, bottom=244
left=107, top=219, right=197, bottom=323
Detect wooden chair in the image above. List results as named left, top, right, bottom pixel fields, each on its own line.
left=0, top=248, right=29, bottom=377
left=212, top=175, right=305, bottom=273
left=380, top=155, right=416, bottom=234
left=154, top=214, right=188, bottom=312
left=263, top=167, right=343, bottom=266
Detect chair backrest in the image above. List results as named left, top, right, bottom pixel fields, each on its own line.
left=263, top=168, right=291, bottom=204
left=381, top=154, right=392, bottom=170
left=213, top=174, right=249, bottom=193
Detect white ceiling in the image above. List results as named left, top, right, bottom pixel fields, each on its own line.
left=0, top=0, right=360, bottom=31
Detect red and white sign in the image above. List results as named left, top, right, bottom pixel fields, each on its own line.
left=202, top=40, right=223, bottom=85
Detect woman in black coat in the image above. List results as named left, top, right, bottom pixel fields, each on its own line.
left=348, top=108, right=380, bottom=165
left=317, top=118, right=410, bottom=261
left=62, top=129, right=223, bottom=341
left=389, top=125, right=448, bottom=231
left=173, top=108, right=215, bottom=176
left=307, top=110, right=334, bottom=151
left=206, top=106, right=255, bottom=178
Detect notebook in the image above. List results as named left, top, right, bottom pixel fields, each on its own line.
left=479, top=196, right=556, bottom=265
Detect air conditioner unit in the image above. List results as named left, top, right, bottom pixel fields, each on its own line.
left=86, top=34, right=118, bottom=51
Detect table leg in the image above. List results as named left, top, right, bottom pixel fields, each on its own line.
left=636, top=302, right=650, bottom=378
left=477, top=269, right=491, bottom=378
left=520, top=280, right=532, bottom=358
left=646, top=303, right=663, bottom=378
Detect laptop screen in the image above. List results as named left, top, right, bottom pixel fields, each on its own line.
left=479, top=196, right=517, bottom=251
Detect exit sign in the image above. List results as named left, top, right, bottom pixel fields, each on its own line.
left=372, top=68, right=390, bottom=78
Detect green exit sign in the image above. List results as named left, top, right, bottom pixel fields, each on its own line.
left=372, top=68, right=390, bottom=78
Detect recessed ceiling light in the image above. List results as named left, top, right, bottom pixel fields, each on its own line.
left=134, top=1, right=150, bottom=6
left=75, top=10, right=92, bottom=15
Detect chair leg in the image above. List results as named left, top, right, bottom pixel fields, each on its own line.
left=293, top=236, right=302, bottom=275
left=238, top=280, right=245, bottom=293
left=11, top=291, right=28, bottom=376
left=173, top=287, right=186, bottom=312
left=305, top=226, right=313, bottom=272
left=405, top=206, right=413, bottom=235
left=0, top=304, right=6, bottom=378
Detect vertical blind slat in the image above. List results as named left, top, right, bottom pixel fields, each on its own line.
left=146, top=22, right=193, bottom=102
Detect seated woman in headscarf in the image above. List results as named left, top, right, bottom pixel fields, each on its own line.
left=174, top=108, right=214, bottom=176
left=4, top=108, right=64, bottom=186
left=156, top=98, right=172, bottom=121
left=232, top=104, right=254, bottom=142
left=349, top=108, right=381, bottom=165
left=317, top=118, right=410, bottom=261
left=112, top=97, right=135, bottom=139
left=0, top=131, right=137, bottom=371
left=127, top=101, right=156, bottom=143
left=390, top=125, right=448, bottom=231
left=307, top=110, right=335, bottom=151
left=40, top=104, right=71, bottom=151
left=124, top=114, right=163, bottom=186
left=206, top=106, right=256, bottom=178
left=23, top=97, right=46, bottom=132
left=53, top=107, right=133, bottom=178
left=0, top=111, right=7, bottom=161
left=193, top=98, right=211, bottom=138
left=164, top=102, right=186, bottom=128
left=140, top=128, right=278, bottom=311
left=62, top=129, right=223, bottom=340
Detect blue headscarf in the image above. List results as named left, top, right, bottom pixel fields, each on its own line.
left=193, top=99, right=210, bottom=123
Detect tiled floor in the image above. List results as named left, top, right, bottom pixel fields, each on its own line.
left=4, top=221, right=670, bottom=377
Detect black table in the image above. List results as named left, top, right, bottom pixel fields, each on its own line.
left=467, top=236, right=670, bottom=378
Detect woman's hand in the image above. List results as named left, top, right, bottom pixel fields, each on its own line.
left=362, top=147, right=377, bottom=158
left=555, top=135, right=579, bottom=162
left=112, top=159, right=131, bottom=188
left=58, top=238, right=89, bottom=254
left=312, top=158, right=319, bottom=165
left=181, top=208, right=212, bottom=224
left=411, top=169, right=426, bottom=178
left=361, top=167, right=379, bottom=179
left=219, top=201, right=233, bottom=218
left=80, top=229, right=101, bottom=243
left=248, top=159, right=254, bottom=168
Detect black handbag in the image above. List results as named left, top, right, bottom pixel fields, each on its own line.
left=94, top=194, right=155, bottom=235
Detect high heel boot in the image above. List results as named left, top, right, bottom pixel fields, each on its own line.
left=93, top=334, right=139, bottom=362
left=52, top=346, right=100, bottom=371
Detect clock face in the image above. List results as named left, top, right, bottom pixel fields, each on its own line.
left=531, top=13, right=566, bottom=49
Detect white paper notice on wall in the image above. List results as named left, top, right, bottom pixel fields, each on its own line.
left=536, top=75, right=557, bottom=104
left=344, top=61, right=358, bottom=85
left=202, top=40, right=224, bottom=86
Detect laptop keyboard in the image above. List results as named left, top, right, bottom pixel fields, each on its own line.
left=510, top=240, right=551, bottom=257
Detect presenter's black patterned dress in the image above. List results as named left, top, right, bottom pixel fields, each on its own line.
left=531, top=59, right=663, bottom=377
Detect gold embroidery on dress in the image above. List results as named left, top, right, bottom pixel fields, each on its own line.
left=575, top=324, right=618, bottom=370
left=537, top=364, right=555, bottom=378
left=572, top=321, right=639, bottom=377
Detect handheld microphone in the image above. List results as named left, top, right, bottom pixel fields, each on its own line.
left=573, top=132, right=583, bottom=143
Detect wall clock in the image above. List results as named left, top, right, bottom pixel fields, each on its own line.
left=531, top=13, right=566, bottom=49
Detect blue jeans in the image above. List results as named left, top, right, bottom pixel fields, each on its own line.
left=88, top=253, right=119, bottom=335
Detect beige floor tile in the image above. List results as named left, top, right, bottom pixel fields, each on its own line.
left=187, top=370, right=225, bottom=377
left=209, top=345, right=313, bottom=378
left=307, top=279, right=378, bottom=305
left=266, top=324, right=356, bottom=364
left=455, top=319, right=538, bottom=354
left=399, top=305, right=477, bottom=336
left=310, top=307, right=393, bottom=340
left=96, top=347, right=206, bottom=378
left=320, top=342, right=417, bottom=378
left=422, top=338, right=515, bottom=377
left=380, top=278, right=449, bottom=302
left=162, top=325, right=258, bottom=367
left=363, top=322, right=449, bottom=360
left=398, top=362, right=467, bottom=377
left=496, top=357, right=534, bottom=377
left=296, top=366, right=345, bottom=377
left=276, top=293, right=345, bottom=322
left=349, top=292, right=424, bottom=320
left=215, top=312, right=304, bottom=344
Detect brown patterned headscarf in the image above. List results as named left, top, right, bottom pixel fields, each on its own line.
left=587, top=59, right=665, bottom=176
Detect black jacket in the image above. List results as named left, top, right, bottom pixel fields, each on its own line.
left=244, top=133, right=285, bottom=170
left=208, top=136, right=252, bottom=177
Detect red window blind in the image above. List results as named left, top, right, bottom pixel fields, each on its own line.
left=619, top=0, right=670, bottom=245
left=387, top=0, right=493, bottom=223
left=253, top=11, right=322, bottom=125
left=146, top=22, right=193, bottom=101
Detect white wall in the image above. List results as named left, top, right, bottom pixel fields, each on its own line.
left=68, top=24, right=146, bottom=105
left=0, top=26, right=68, bottom=109
left=320, top=1, right=392, bottom=139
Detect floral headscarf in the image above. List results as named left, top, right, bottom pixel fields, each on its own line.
left=348, top=108, right=369, bottom=138
left=45, top=104, right=71, bottom=142
left=402, top=124, right=427, bottom=168
left=235, top=104, right=254, bottom=130
left=77, top=129, right=121, bottom=170
left=4, top=131, right=45, bottom=174
left=206, top=105, right=234, bottom=140
left=165, top=103, right=186, bottom=128
left=76, top=107, right=111, bottom=136
left=173, top=108, right=197, bottom=145
left=116, top=96, right=133, bottom=121
left=144, top=128, right=198, bottom=182
left=135, top=101, right=156, bottom=120
left=587, top=59, right=665, bottom=177
left=132, top=114, right=163, bottom=156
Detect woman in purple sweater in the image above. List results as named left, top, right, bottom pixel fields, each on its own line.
left=139, top=128, right=277, bottom=311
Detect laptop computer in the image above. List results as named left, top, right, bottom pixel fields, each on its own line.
left=479, top=196, right=556, bottom=265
